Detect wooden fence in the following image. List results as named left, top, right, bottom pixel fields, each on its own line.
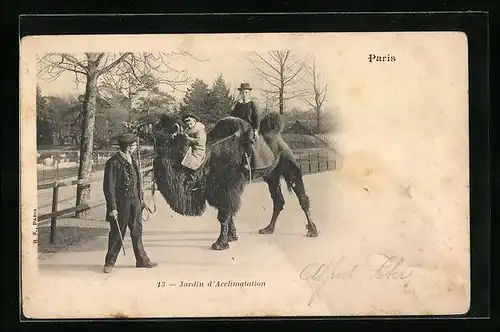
left=314, top=133, right=336, bottom=149
left=294, top=149, right=336, bottom=175
left=37, top=165, right=154, bottom=244
left=37, top=149, right=336, bottom=243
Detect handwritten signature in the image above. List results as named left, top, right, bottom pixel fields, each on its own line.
left=299, top=254, right=413, bottom=306
left=368, top=253, right=413, bottom=280
left=299, top=256, right=358, bottom=306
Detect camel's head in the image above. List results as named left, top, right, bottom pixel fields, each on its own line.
left=156, top=113, right=183, bottom=135
left=154, top=113, right=192, bottom=159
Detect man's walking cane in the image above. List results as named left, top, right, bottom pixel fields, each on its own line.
left=112, top=214, right=126, bottom=256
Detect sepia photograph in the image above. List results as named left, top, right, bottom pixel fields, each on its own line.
left=20, top=32, right=470, bottom=319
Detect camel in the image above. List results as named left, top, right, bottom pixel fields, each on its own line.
left=150, top=112, right=318, bottom=250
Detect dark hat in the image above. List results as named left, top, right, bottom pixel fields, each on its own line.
left=183, top=114, right=200, bottom=122
left=237, top=82, right=252, bottom=91
left=118, top=133, right=138, bottom=145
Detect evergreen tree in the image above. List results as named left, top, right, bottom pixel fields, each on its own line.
left=36, top=86, right=54, bottom=145
left=179, top=79, right=213, bottom=123
left=210, top=74, right=235, bottom=121
left=134, top=86, right=176, bottom=117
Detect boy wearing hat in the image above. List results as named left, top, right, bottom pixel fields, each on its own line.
left=231, top=82, right=259, bottom=137
left=102, top=133, right=157, bottom=273
left=230, top=82, right=275, bottom=173
left=181, top=114, right=207, bottom=184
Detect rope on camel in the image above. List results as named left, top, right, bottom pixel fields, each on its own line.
left=137, top=124, right=157, bottom=222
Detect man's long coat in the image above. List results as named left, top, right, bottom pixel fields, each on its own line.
left=231, top=100, right=275, bottom=169
left=103, top=153, right=144, bottom=223
left=181, top=122, right=207, bottom=170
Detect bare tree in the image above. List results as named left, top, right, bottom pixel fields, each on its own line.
left=37, top=52, right=196, bottom=216
left=258, top=90, right=278, bottom=114
left=302, top=56, right=328, bottom=133
left=262, top=91, right=273, bottom=113
left=99, top=72, right=146, bottom=122
left=248, top=50, right=308, bottom=114
left=99, top=53, right=195, bottom=118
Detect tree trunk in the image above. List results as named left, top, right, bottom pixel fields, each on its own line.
left=75, top=59, right=99, bottom=217
left=279, top=89, right=284, bottom=114
left=316, top=106, right=321, bottom=133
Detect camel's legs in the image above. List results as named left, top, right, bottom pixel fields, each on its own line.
left=212, top=209, right=231, bottom=250
left=228, top=215, right=238, bottom=242
left=259, top=175, right=285, bottom=235
left=282, top=162, right=318, bottom=237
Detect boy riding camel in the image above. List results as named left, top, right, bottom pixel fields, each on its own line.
left=230, top=82, right=276, bottom=174
left=180, top=114, right=207, bottom=184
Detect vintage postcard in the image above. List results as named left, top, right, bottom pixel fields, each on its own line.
left=20, top=32, right=470, bottom=319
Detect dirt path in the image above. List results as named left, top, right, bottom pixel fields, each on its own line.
left=24, top=171, right=470, bottom=318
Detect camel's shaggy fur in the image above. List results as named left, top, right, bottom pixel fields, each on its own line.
left=153, top=115, right=253, bottom=216
left=151, top=111, right=318, bottom=249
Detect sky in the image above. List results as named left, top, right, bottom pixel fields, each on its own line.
left=32, top=31, right=468, bottom=166
left=37, top=47, right=323, bottom=112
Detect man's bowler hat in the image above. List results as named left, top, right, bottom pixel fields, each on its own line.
left=118, top=133, right=138, bottom=145
left=237, top=82, right=252, bottom=91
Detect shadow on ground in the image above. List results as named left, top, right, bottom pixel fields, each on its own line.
left=38, top=226, right=109, bottom=259
left=37, top=225, right=225, bottom=256
left=39, top=264, right=108, bottom=273
left=39, top=259, right=234, bottom=273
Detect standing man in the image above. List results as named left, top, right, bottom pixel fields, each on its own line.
left=102, top=133, right=157, bottom=273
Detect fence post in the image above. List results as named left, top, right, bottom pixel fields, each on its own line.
left=317, top=151, right=320, bottom=172
left=50, top=184, right=59, bottom=243
left=151, top=164, right=155, bottom=184
left=151, top=165, right=156, bottom=193
left=308, top=152, right=311, bottom=173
